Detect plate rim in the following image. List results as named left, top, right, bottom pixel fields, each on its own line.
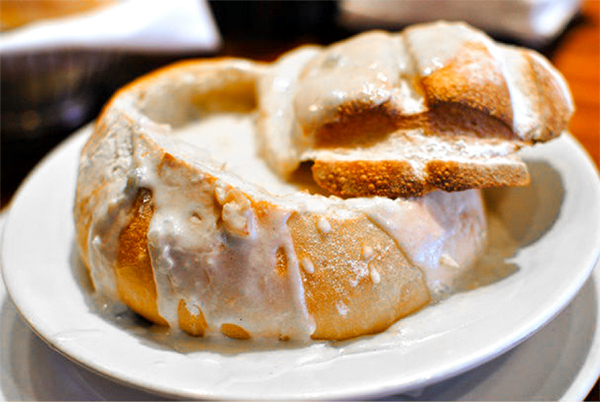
left=1, top=246, right=598, bottom=401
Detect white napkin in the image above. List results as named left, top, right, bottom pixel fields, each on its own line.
left=339, top=0, right=582, bottom=45
left=0, top=0, right=221, bottom=54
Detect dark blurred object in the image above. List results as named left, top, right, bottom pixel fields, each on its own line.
left=208, top=1, right=349, bottom=64
left=1, top=48, right=121, bottom=209
left=586, top=383, right=599, bottom=401
left=210, top=0, right=338, bottom=40
left=0, top=1, right=120, bottom=140
left=1, top=50, right=120, bottom=141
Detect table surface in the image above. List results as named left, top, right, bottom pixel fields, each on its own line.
left=0, top=0, right=599, bottom=399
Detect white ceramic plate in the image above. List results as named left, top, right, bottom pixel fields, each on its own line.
left=0, top=257, right=597, bottom=401
left=2, top=126, right=600, bottom=400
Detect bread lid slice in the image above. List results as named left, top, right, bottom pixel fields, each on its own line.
left=258, top=21, right=574, bottom=198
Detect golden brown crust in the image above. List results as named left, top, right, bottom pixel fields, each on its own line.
left=311, top=155, right=530, bottom=199
left=74, top=183, right=100, bottom=273
left=420, top=102, right=516, bottom=140
left=312, top=160, right=427, bottom=198
left=526, top=50, right=574, bottom=142
left=178, top=300, right=208, bottom=337
left=421, top=42, right=513, bottom=127
left=312, top=101, right=401, bottom=148
left=220, top=324, right=252, bottom=340
left=425, top=159, right=531, bottom=192
left=311, top=101, right=518, bottom=150
left=116, top=188, right=167, bottom=326
left=288, top=212, right=430, bottom=340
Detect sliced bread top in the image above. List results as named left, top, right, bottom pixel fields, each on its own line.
left=258, top=21, right=574, bottom=197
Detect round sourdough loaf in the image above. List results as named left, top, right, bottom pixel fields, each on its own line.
left=74, top=57, right=487, bottom=341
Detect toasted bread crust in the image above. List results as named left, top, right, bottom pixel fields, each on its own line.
left=311, top=100, right=518, bottom=150
left=116, top=188, right=167, bottom=326
left=420, top=42, right=513, bottom=126
left=425, top=159, right=531, bottom=192
left=526, top=50, right=573, bottom=142
left=313, top=100, right=401, bottom=148
left=312, top=159, right=428, bottom=198
left=311, top=156, right=530, bottom=199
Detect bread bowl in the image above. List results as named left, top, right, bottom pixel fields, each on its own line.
left=74, top=21, right=571, bottom=341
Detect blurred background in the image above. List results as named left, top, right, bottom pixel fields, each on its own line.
left=1, top=0, right=598, bottom=209
left=0, top=0, right=598, bottom=400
